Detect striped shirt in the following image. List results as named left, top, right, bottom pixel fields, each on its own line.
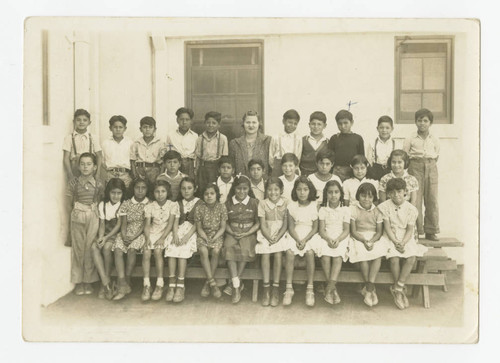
left=66, top=176, right=104, bottom=205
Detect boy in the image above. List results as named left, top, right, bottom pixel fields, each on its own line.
left=216, top=156, right=234, bottom=204
left=166, top=107, right=198, bottom=179
left=279, top=153, right=299, bottom=202
left=195, top=111, right=229, bottom=193
left=327, top=109, right=365, bottom=181
left=403, top=108, right=440, bottom=241
left=366, top=116, right=396, bottom=181
left=101, top=115, right=133, bottom=187
left=269, top=109, right=303, bottom=177
left=299, top=111, right=329, bottom=176
left=248, top=159, right=265, bottom=201
left=307, top=150, right=342, bottom=204
left=63, top=109, right=102, bottom=180
left=130, top=116, right=165, bottom=185
left=157, top=150, right=187, bottom=201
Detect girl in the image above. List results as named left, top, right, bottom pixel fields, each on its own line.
left=142, top=179, right=177, bottom=302
left=164, top=177, right=201, bottom=303
left=91, top=178, right=127, bottom=300
left=378, top=149, right=419, bottom=206
left=349, top=183, right=388, bottom=307
left=66, top=152, right=105, bottom=296
left=112, top=178, right=150, bottom=300
left=343, top=155, right=379, bottom=206
left=255, top=177, right=289, bottom=307
left=378, top=178, right=427, bottom=310
left=224, top=175, right=260, bottom=304
left=194, top=183, right=228, bottom=299
left=311, top=180, right=350, bottom=305
left=284, top=176, right=321, bottom=307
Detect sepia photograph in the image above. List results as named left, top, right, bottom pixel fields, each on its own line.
left=21, top=16, right=479, bottom=344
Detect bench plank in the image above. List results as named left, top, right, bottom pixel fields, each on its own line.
left=418, top=237, right=464, bottom=248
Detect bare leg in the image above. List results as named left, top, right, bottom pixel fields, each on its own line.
left=261, top=254, right=271, bottom=284
left=114, top=249, right=125, bottom=279
left=359, top=261, right=370, bottom=283
left=329, top=256, right=343, bottom=281
left=126, top=249, right=137, bottom=279
left=178, top=258, right=187, bottom=279
left=168, top=257, right=177, bottom=279
left=91, top=244, right=110, bottom=286
left=320, top=256, right=331, bottom=281
left=154, top=249, right=164, bottom=279
left=399, top=256, right=416, bottom=284
left=142, top=249, right=152, bottom=279
left=305, top=250, right=315, bottom=286
left=210, top=247, right=221, bottom=277
left=227, top=260, right=238, bottom=279
left=199, top=246, right=212, bottom=279
left=285, top=250, right=295, bottom=285
left=369, top=258, right=382, bottom=283
left=237, top=261, right=247, bottom=277
left=389, top=257, right=401, bottom=285
left=272, top=252, right=282, bottom=284
left=103, top=244, right=113, bottom=279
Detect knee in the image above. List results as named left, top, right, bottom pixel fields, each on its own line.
left=211, top=248, right=221, bottom=257
left=103, top=244, right=113, bottom=255
left=389, top=257, right=399, bottom=266
left=406, top=256, right=416, bottom=265
left=305, top=250, right=315, bottom=258
left=153, top=249, right=163, bottom=258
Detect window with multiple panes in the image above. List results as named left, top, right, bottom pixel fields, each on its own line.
left=395, top=37, right=453, bottom=124
left=185, top=41, right=263, bottom=141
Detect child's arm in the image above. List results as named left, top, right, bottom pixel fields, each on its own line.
left=332, top=222, right=350, bottom=248
left=95, top=219, right=106, bottom=246
left=409, top=191, right=417, bottom=206
left=383, top=219, right=399, bottom=244
left=401, top=224, right=415, bottom=246
left=180, top=222, right=197, bottom=246
left=196, top=220, right=209, bottom=242
left=211, top=219, right=227, bottom=243
left=274, top=210, right=288, bottom=243
left=302, top=220, right=318, bottom=245
left=225, top=222, right=236, bottom=236
left=238, top=220, right=260, bottom=238
left=143, top=216, right=152, bottom=245
left=287, top=213, right=301, bottom=244
left=63, top=151, right=74, bottom=180
left=350, top=220, right=367, bottom=242
left=160, top=214, right=176, bottom=247
left=119, top=215, right=129, bottom=243
left=319, top=219, right=332, bottom=244
left=259, top=216, right=274, bottom=242
left=101, top=218, right=122, bottom=246
left=368, top=222, right=384, bottom=244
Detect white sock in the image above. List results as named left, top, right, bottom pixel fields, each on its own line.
left=143, top=277, right=151, bottom=287
left=156, top=277, right=164, bottom=287
left=232, top=277, right=241, bottom=288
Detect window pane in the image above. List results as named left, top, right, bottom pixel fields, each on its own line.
left=423, top=93, right=444, bottom=113
left=424, top=57, right=446, bottom=90
left=192, top=70, right=213, bottom=94
left=214, top=70, right=236, bottom=93
left=195, top=47, right=258, bottom=66
left=401, top=42, right=447, bottom=54
left=401, top=58, right=422, bottom=90
left=400, top=93, right=421, bottom=112
left=237, top=69, right=258, bottom=93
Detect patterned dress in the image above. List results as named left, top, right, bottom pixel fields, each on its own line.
left=113, top=197, right=150, bottom=253
left=379, top=170, right=419, bottom=201
left=255, top=198, right=289, bottom=254
left=310, top=204, right=350, bottom=261
left=144, top=200, right=177, bottom=249
left=194, top=201, right=228, bottom=249
left=164, top=197, right=201, bottom=258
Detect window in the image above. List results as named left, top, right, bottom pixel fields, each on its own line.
left=185, top=41, right=263, bottom=141
left=395, top=37, right=453, bottom=124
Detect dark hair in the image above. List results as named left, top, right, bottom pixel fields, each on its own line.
left=321, top=180, right=344, bottom=207
left=335, top=109, right=353, bottom=123
left=104, top=178, right=127, bottom=204
left=377, top=115, right=394, bottom=128
left=316, top=149, right=335, bottom=163
left=176, top=107, right=194, bottom=119
left=248, top=159, right=265, bottom=170
left=109, top=115, right=127, bottom=127
left=74, top=109, right=91, bottom=120
left=387, top=149, right=410, bottom=169
left=309, top=111, right=327, bottom=123
left=350, top=154, right=369, bottom=167
left=162, top=150, right=182, bottom=163
left=415, top=108, right=434, bottom=123
left=140, top=116, right=156, bottom=128
left=152, top=179, right=172, bottom=202
left=242, top=110, right=259, bottom=122
left=386, top=178, right=407, bottom=194
left=129, top=177, right=152, bottom=200
left=79, top=152, right=96, bottom=165
left=265, top=177, right=284, bottom=195
left=283, top=109, right=300, bottom=121
left=355, top=182, right=379, bottom=203
left=291, top=176, right=317, bottom=202
left=201, top=183, right=221, bottom=203
left=281, top=153, right=299, bottom=166
left=205, top=111, right=221, bottom=123
left=177, top=177, right=197, bottom=201
left=218, top=156, right=234, bottom=169
left=227, top=175, right=256, bottom=200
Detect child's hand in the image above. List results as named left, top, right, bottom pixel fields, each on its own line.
left=331, top=238, right=340, bottom=249
left=395, top=242, right=405, bottom=254
left=180, top=235, right=189, bottom=246
left=364, top=241, right=374, bottom=251
left=172, top=234, right=180, bottom=246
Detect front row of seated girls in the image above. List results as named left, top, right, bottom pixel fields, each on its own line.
left=69, top=152, right=427, bottom=310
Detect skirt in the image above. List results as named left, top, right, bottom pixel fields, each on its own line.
left=113, top=233, right=145, bottom=253
left=310, top=230, right=350, bottom=261
left=224, top=224, right=257, bottom=262
left=348, top=231, right=390, bottom=263
left=164, top=222, right=197, bottom=258
left=384, top=235, right=428, bottom=259
left=284, top=225, right=319, bottom=257
left=256, top=220, right=288, bottom=254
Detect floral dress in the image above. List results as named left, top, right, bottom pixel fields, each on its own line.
left=164, top=197, right=201, bottom=258
left=113, top=197, right=149, bottom=253
left=379, top=170, right=419, bottom=201
left=194, top=201, right=228, bottom=249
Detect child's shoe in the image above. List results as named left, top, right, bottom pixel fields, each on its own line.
left=151, top=285, right=164, bottom=301
left=232, top=286, right=241, bottom=304
left=332, top=288, right=341, bottom=304
left=223, top=284, right=232, bottom=296
left=402, top=287, right=410, bottom=308
left=324, top=285, right=334, bottom=305
left=316, top=282, right=326, bottom=296
left=98, top=285, right=106, bottom=299
left=141, top=285, right=152, bottom=302
left=390, top=286, right=405, bottom=310
left=173, top=287, right=185, bottom=303
left=305, top=287, right=315, bottom=307
left=283, top=288, right=294, bottom=306
left=270, top=286, right=280, bottom=307
left=113, top=279, right=129, bottom=301
left=210, top=285, right=222, bottom=299
left=201, top=281, right=210, bottom=298
left=360, top=286, right=372, bottom=307
left=84, top=283, right=94, bottom=295
left=261, top=286, right=271, bottom=306
left=165, top=286, right=175, bottom=302
left=74, top=284, right=85, bottom=296
left=104, top=284, right=115, bottom=301
left=371, top=289, right=379, bottom=306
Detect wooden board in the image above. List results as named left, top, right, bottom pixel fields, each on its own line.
left=418, top=237, right=464, bottom=248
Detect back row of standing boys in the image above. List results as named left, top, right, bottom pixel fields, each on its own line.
left=64, top=107, right=439, bottom=310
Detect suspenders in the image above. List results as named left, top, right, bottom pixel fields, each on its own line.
left=71, top=133, right=93, bottom=159
left=278, top=135, right=297, bottom=158
left=374, top=138, right=395, bottom=164
left=200, top=132, right=221, bottom=160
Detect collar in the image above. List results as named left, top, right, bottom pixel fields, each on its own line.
left=202, top=131, right=219, bottom=140
left=156, top=200, right=171, bottom=209
left=176, top=128, right=197, bottom=137
left=217, top=176, right=234, bottom=186
left=73, top=130, right=90, bottom=138
left=265, top=198, right=285, bottom=209
left=109, top=135, right=128, bottom=143
left=281, top=175, right=298, bottom=183
left=131, top=197, right=149, bottom=205
left=390, top=170, right=409, bottom=178
left=183, top=197, right=200, bottom=206
left=377, top=135, right=392, bottom=144
left=252, top=180, right=265, bottom=190
left=78, top=175, right=96, bottom=187
left=280, top=131, right=297, bottom=138
left=354, top=201, right=376, bottom=211
left=388, top=199, right=405, bottom=210
left=307, top=134, right=328, bottom=143
left=413, top=132, right=435, bottom=140
left=232, top=195, right=250, bottom=205
left=162, top=170, right=184, bottom=179
left=137, top=135, right=160, bottom=146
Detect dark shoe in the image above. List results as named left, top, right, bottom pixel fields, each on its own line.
left=104, top=284, right=115, bottom=300
left=425, top=233, right=439, bottom=241
left=261, top=286, right=271, bottom=306
left=223, top=284, right=232, bottom=296
left=74, top=284, right=85, bottom=296
left=211, top=285, right=222, bottom=299
left=201, top=282, right=210, bottom=298
left=84, top=283, right=94, bottom=295
left=270, top=286, right=280, bottom=307
left=232, top=286, right=241, bottom=304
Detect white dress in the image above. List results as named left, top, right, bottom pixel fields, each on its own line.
left=256, top=198, right=289, bottom=254
left=310, top=205, right=350, bottom=261
left=343, top=177, right=379, bottom=204
left=307, top=173, right=342, bottom=205
left=279, top=175, right=298, bottom=203
left=144, top=200, right=177, bottom=249
left=164, top=198, right=200, bottom=258
left=285, top=201, right=321, bottom=256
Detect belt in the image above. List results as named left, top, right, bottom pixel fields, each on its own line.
left=108, top=168, right=130, bottom=173
left=135, top=162, right=160, bottom=167
left=74, top=201, right=97, bottom=211
left=230, top=222, right=254, bottom=229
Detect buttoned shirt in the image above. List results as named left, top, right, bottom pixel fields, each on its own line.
left=166, top=129, right=198, bottom=159
left=217, top=176, right=234, bottom=204
left=62, top=130, right=101, bottom=158
left=366, top=136, right=395, bottom=165
left=269, top=131, right=303, bottom=166
left=403, top=132, right=440, bottom=159
left=195, top=131, right=229, bottom=161
left=251, top=179, right=266, bottom=201
left=130, top=136, right=165, bottom=163
left=306, top=135, right=329, bottom=151
left=101, top=136, right=133, bottom=169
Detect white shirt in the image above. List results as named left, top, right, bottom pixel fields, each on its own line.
left=366, top=136, right=395, bottom=165
left=101, top=136, right=133, bottom=169
left=166, top=129, right=198, bottom=159
left=98, top=201, right=122, bottom=220
left=62, top=130, right=101, bottom=156
left=269, top=131, right=303, bottom=167
left=251, top=180, right=266, bottom=201
left=343, top=177, right=379, bottom=203
left=217, top=176, right=234, bottom=204
left=306, top=135, right=329, bottom=151
left=308, top=173, right=342, bottom=204
left=279, top=175, right=298, bottom=202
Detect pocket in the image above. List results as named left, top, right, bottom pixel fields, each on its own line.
left=71, top=209, right=87, bottom=224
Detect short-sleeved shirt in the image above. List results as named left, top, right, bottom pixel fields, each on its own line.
left=319, top=205, right=350, bottom=230
left=251, top=180, right=265, bottom=201
left=66, top=176, right=104, bottom=205
left=350, top=201, right=383, bottom=233
left=195, top=131, right=229, bottom=161
left=166, top=129, right=198, bottom=159
left=226, top=196, right=259, bottom=225
left=269, top=132, right=303, bottom=166
left=130, top=136, right=165, bottom=163
left=98, top=201, right=121, bottom=220
left=343, top=177, right=379, bottom=203
left=377, top=199, right=418, bottom=239
left=403, top=132, right=440, bottom=159
left=194, top=201, right=228, bottom=234
left=279, top=175, right=298, bottom=202
left=217, top=176, right=233, bottom=204
left=258, top=198, right=288, bottom=222
left=156, top=171, right=187, bottom=201
left=287, top=201, right=318, bottom=227
left=144, top=200, right=178, bottom=236
left=327, top=133, right=365, bottom=167
left=366, top=136, right=396, bottom=166
left=379, top=171, right=419, bottom=200
left=101, top=136, right=133, bottom=169
left=62, top=131, right=101, bottom=159
left=308, top=173, right=342, bottom=203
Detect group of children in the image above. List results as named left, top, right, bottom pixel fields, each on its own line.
left=65, top=106, right=440, bottom=310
